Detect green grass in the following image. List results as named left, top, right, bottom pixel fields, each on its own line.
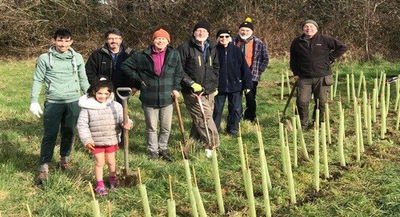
left=1, top=58, right=400, bottom=216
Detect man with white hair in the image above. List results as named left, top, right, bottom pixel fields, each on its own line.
left=233, top=17, right=269, bottom=123
left=178, top=20, right=220, bottom=153
left=290, top=19, right=347, bottom=129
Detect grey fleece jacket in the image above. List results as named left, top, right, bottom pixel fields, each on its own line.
left=77, top=94, right=123, bottom=146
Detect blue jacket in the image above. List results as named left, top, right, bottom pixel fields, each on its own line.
left=216, top=43, right=252, bottom=93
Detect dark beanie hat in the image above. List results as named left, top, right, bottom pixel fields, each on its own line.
left=303, top=19, right=318, bottom=29
left=239, top=17, right=254, bottom=30
left=193, top=20, right=210, bottom=33
left=216, top=28, right=231, bottom=38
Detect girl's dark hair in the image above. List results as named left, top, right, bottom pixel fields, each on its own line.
left=87, top=77, right=114, bottom=98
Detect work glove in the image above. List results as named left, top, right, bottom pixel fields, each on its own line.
left=211, top=90, right=218, bottom=97
left=190, top=82, right=203, bottom=93
left=29, top=102, right=43, bottom=118
left=171, top=90, right=180, bottom=99
left=244, top=89, right=251, bottom=95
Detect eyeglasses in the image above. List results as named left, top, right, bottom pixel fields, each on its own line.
left=107, top=37, right=122, bottom=40
left=219, top=35, right=230, bottom=39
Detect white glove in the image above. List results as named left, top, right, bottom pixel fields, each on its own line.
left=30, top=102, right=43, bottom=118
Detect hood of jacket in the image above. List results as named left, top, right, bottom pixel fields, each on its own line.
left=78, top=93, right=115, bottom=109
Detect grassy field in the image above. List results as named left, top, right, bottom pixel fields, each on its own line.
left=1, top=58, right=400, bottom=217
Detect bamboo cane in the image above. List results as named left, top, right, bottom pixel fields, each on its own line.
left=26, top=204, right=32, bottom=217
left=386, top=82, right=391, bottom=115
left=372, top=88, right=377, bottom=123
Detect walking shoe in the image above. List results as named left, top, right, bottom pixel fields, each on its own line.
left=109, top=176, right=118, bottom=189
left=59, top=157, right=70, bottom=170
left=36, top=164, right=49, bottom=185
left=159, top=150, right=172, bottom=162
left=95, top=186, right=108, bottom=196
left=148, top=152, right=159, bottom=160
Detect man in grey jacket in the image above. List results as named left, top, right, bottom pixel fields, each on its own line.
left=30, top=28, right=90, bottom=184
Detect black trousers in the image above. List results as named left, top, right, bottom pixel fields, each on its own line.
left=243, top=81, right=258, bottom=122
left=296, top=77, right=330, bottom=127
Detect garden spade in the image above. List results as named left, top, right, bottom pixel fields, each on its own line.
left=116, top=87, right=137, bottom=186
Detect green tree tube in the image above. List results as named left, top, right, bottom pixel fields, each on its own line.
left=357, top=105, right=364, bottom=153
left=372, top=88, right=377, bottom=123
left=245, top=168, right=257, bottom=217
left=321, top=122, right=329, bottom=179
left=167, top=199, right=176, bottom=217
left=183, top=160, right=198, bottom=217
left=313, top=125, right=320, bottom=192
left=279, top=122, right=287, bottom=174
left=357, top=71, right=364, bottom=97
left=281, top=73, right=285, bottom=100
left=354, top=98, right=361, bottom=162
left=367, top=103, right=373, bottom=145
left=333, top=71, right=339, bottom=98
left=325, top=103, right=332, bottom=144
left=338, top=102, right=346, bottom=166
left=192, top=186, right=207, bottom=217
left=88, top=182, right=101, bottom=217
left=346, top=74, right=351, bottom=104
left=380, top=87, right=387, bottom=139
left=238, top=124, right=247, bottom=176
left=292, top=116, right=298, bottom=168
left=257, top=123, right=272, bottom=189
left=211, top=150, right=225, bottom=215
left=295, top=114, right=310, bottom=161
left=285, top=144, right=297, bottom=204
left=386, top=82, right=391, bottom=114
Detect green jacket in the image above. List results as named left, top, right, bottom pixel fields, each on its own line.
left=31, top=47, right=90, bottom=103
left=121, top=46, right=183, bottom=107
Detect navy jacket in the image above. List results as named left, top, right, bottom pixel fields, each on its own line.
left=216, top=43, right=252, bottom=93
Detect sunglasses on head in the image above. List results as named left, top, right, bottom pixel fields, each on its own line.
left=219, top=35, right=230, bottom=38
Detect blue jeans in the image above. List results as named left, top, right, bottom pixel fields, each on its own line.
left=40, top=101, right=80, bottom=164
left=213, top=92, right=242, bottom=134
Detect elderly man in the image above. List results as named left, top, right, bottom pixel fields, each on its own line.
left=233, top=17, right=269, bottom=123
left=178, top=20, right=220, bottom=155
left=290, top=19, right=347, bottom=128
left=121, top=28, right=183, bottom=161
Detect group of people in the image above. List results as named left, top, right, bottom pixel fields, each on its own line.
left=29, top=18, right=346, bottom=195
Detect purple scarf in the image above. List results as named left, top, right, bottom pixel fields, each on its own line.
left=152, top=46, right=166, bottom=76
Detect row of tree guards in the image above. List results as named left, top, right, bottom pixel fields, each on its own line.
left=26, top=70, right=398, bottom=217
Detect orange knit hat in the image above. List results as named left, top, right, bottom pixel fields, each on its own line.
left=152, top=28, right=171, bottom=42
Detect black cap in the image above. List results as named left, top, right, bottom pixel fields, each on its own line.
left=216, top=28, right=231, bottom=38
left=193, top=20, right=210, bottom=33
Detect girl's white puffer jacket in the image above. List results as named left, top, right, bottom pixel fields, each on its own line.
left=77, top=94, right=123, bottom=146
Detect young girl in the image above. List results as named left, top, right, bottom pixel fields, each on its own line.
left=77, top=78, right=131, bottom=196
